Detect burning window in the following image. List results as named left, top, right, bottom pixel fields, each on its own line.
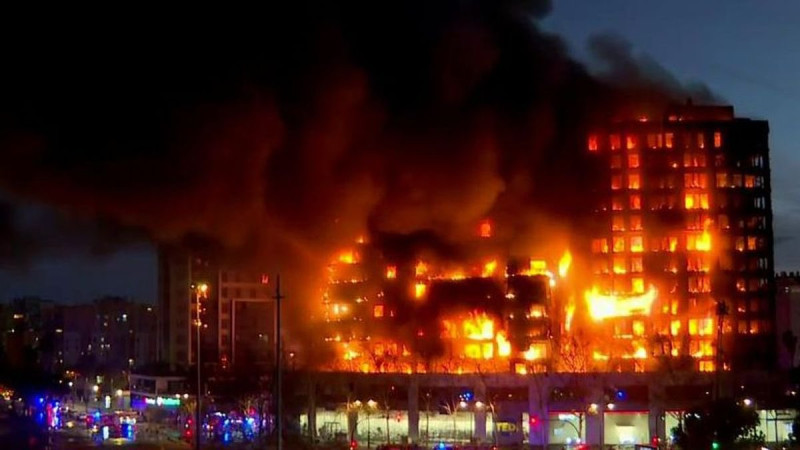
left=611, top=155, right=623, bottom=169
left=629, top=194, right=641, bottom=210
left=684, top=173, right=707, bottom=188
left=588, top=135, right=599, bottom=152
left=612, top=215, right=625, bottom=231
left=731, top=174, right=742, bottom=187
left=735, top=237, right=745, bottom=252
left=713, top=131, right=722, bottom=148
left=385, top=265, right=397, bottom=279
left=665, top=133, right=674, bottom=149
left=628, top=153, right=640, bottom=168
left=744, top=175, right=755, bottom=188
left=373, top=305, right=385, bottom=318
left=630, top=235, right=644, bottom=253
left=630, top=215, right=642, bottom=231
left=684, top=193, right=709, bottom=210
left=683, top=153, right=706, bottom=168
left=736, top=278, right=746, bottom=292
left=610, top=134, right=621, bottom=150
left=746, top=236, right=757, bottom=250
left=626, top=135, right=637, bottom=150
left=633, top=320, right=645, bottom=336
left=688, top=276, right=710, bottom=293
left=687, top=256, right=710, bottom=272
left=612, top=237, right=626, bottom=253
left=630, top=257, right=643, bottom=273
left=628, top=173, right=641, bottom=189
left=631, top=277, right=644, bottom=293
left=670, top=320, right=681, bottom=335
left=646, top=134, right=657, bottom=148
left=686, top=232, right=711, bottom=252
left=613, top=256, right=626, bottom=274
left=697, top=133, right=705, bottom=149
left=592, top=238, right=609, bottom=254
left=611, top=175, right=623, bottom=190
left=611, top=196, right=624, bottom=211
left=749, top=321, right=760, bottom=334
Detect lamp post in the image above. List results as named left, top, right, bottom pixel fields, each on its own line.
left=192, top=282, right=208, bottom=450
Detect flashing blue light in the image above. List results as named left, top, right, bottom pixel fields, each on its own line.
left=459, top=389, right=474, bottom=402
left=437, top=442, right=446, bottom=449
left=38, top=397, right=44, bottom=404
left=615, top=390, right=627, bottom=401
left=224, top=432, right=231, bottom=443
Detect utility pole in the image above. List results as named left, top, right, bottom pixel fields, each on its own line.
left=193, top=283, right=208, bottom=450
left=273, top=275, right=284, bottom=450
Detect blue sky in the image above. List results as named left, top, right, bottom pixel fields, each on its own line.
left=1, top=1, right=798, bottom=302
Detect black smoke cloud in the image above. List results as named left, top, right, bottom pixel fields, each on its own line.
left=0, top=2, right=716, bottom=330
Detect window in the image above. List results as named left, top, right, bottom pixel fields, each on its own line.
left=665, top=133, right=674, bottom=149
left=737, top=321, right=748, bottom=334
left=749, top=299, right=760, bottom=313
left=630, top=215, right=642, bottom=231
left=736, top=278, right=746, bottom=292
left=687, top=256, right=710, bottom=272
left=688, top=276, right=711, bottom=293
left=684, top=153, right=707, bottom=168
left=744, top=175, right=755, bottom=188
left=633, top=320, right=645, bottom=336
left=612, top=237, right=625, bottom=253
left=747, top=236, right=757, bottom=251
left=612, top=216, right=625, bottom=231
left=611, top=155, right=623, bottom=169
left=630, top=257, right=643, bottom=273
left=373, top=305, right=385, bottom=318
left=592, top=239, right=609, bottom=254
left=716, top=172, right=728, bottom=188
left=629, top=194, right=641, bottom=210
left=628, top=173, right=641, bottom=190
left=685, top=193, right=710, bottom=210
left=713, top=131, right=722, bottom=148
left=626, top=135, right=637, bottom=150
left=755, top=196, right=767, bottom=209
left=697, top=132, right=705, bottom=149
left=749, top=321, right=760, bottom=334
left=735, top=236, right=745, bottom=252
left=718, top=214, right=730, bottom=229
left=628, top=153, right=640, bottom=168
left=684, top=173, right=708, bottom=188
left=630, top=235, right=644, bottom=253
left=732, top=174, right=742, bottom=187
left=588, top=135, right=598, bottom=152
left=647, top=134, right=658, bottom=148
left=611, top=175, right=623, bottom=190
left=632, top=277, right=645, bottom=293
left=612, top=197, right=624, bottom=211
left=613, top=256, right=627, bottom=274
left=610, top=134, right=621, bottom=150
left=671, top=320, right=681, bottom=335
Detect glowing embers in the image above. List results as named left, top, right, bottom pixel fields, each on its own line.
left=585, top=286, right=658, bottom=321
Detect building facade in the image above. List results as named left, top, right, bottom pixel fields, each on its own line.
left=157, top=245, right=273, bottom=370
left=586, top=103, right=774, bottom=371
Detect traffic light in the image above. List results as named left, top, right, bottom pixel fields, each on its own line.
left=711, top=440, right=720, bottom=449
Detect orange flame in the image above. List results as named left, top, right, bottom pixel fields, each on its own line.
left=386, top=265, right=397, bottom=279
left=479, top=219, right=492, bottom=238
left=482, top=260, right=498, bottom=278
left=558, top=251, right=572, bottom=278
left=585, top=286, right=658, bottom=321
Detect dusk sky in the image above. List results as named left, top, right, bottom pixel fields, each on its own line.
left=0, top=1, right=798, bottom=303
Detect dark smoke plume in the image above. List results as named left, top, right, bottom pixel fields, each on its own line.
left=0, top=1, right=717, bottom=340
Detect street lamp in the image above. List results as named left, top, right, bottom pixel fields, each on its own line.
left=191, top=282, right=209, bottom=450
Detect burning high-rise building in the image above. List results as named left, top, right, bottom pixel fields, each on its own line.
left=586, top=101, right=774, bottom=372
left=316, top=102, right=775, bottom=375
